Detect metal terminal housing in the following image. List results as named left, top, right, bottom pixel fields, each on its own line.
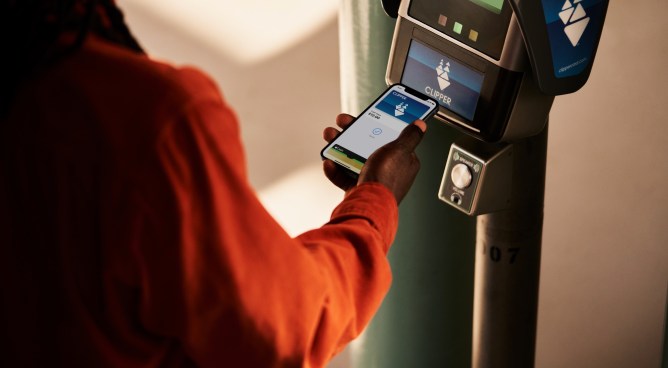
left=438, top=137, right=513, bottom=215
left=386, top=0, right=554, bottom=142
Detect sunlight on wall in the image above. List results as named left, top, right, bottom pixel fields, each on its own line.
left=258, top=164, right=344, bottom=237
left=119, top=0, right=338, bottom=64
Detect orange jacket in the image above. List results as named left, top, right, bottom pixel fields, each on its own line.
left=0, top=36, right=398, bottom=367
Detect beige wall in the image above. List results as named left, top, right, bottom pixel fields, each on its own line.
left=539, top=0, right=667, bottom=366
left=119, top=1, right=667, bottom=366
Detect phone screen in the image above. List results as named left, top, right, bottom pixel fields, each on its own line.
left=321, top=84, right=438, bottom=174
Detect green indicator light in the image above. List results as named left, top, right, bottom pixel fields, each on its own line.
left=468, top=0, right=504, bottom=14
left=453, top=22, right=463, bottom=34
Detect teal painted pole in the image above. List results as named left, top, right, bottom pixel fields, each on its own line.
left=338, top=0, right=396, bottom=114
left=339, top=1, right=477, bottom=367
left=472, top=127, right=547, bottom=367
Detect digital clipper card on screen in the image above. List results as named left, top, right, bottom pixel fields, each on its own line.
left=321, top=84, right=437, bottom=175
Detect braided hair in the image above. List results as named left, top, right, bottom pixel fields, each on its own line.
left=0, top=0, right=144, bottom=115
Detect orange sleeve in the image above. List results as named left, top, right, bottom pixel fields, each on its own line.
left=129, top=70, right=398, bottom=367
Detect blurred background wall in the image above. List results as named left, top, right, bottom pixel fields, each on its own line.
left=117, top=0, right=667, bottom=367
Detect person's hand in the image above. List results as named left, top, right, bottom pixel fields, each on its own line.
left=358, top=118, right=426, bottom=204
left=322, top=113, right=427, bottom=204
left=322, top=114, right=357, bottom=193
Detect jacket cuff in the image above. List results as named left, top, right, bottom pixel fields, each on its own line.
left=330, top=182, right=399, bottom=251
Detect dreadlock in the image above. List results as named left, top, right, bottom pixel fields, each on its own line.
left=95, top=0, right=144, bottom=53
left=0, top=0, right=144, bottom=116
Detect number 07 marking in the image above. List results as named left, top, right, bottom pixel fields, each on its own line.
left=484, top=246, right=521, bottom=264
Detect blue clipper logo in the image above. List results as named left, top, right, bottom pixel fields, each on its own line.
left=559, top=0, right=590, bottom=46
left=435, top=59, right=451, bottom=90
left=376, top=91, right=429, bottom=124
left=401, top=40, right=485, bottom=121
left=542, top=0, right=605, bottom=78
left=394, top=102, right=408, bottom=117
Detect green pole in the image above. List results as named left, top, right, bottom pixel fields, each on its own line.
left=339, top=1, right=477, bottom=367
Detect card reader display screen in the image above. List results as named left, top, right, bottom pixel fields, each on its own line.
left=408, top=0, right=513, bottom=59
left=401, top=40, right=484, bottom=121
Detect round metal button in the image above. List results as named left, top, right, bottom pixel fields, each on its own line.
left=451, top=163, right=473, bottom=189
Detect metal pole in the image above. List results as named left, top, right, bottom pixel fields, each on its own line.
left=472, top=125, right=548, bottom=368
left=339, top=1, right=477, bottom=367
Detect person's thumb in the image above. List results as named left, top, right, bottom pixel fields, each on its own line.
left=393, top=120, right=427, bottom=152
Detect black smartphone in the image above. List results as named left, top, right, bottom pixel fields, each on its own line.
left=321, top=84, right=438, bottom=175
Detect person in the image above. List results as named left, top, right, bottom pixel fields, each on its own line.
left=0, top=1, right=427, bottom=367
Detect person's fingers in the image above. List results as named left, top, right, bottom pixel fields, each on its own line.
left=393, top=120, right=427, bottom=152
left=412, top=119, right=427, bottom=133
left=336, top=114, right=355, bottom=129
left=323, top=114, right=355, bottom=143
left=323, top=127, right=340, bottom=142
left=323, top=159, right=356, bottom=191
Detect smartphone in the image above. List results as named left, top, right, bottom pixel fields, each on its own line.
left=321, top=84, right=438, bottom=175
